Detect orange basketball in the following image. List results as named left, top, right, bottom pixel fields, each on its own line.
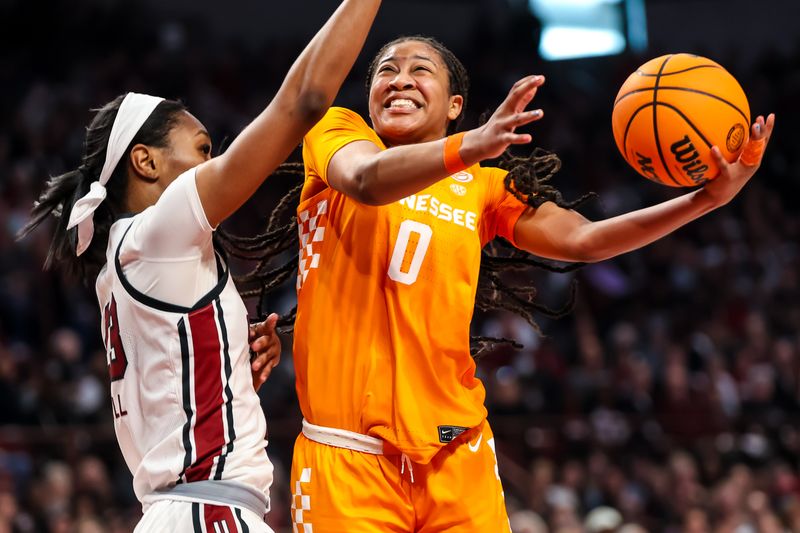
left=612, top=53, right=750, bottom=187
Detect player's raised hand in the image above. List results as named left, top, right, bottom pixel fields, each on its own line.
left=249, top=313, right=281, bottom=390
left=704, top=113, right=775, bottom=206
left=463, top=75, right=545, bottom=160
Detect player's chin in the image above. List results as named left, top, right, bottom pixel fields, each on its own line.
left=376, top=116, right=426, bottom=145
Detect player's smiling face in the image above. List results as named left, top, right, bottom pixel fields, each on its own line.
left=368, top=40, right=463, bottom=146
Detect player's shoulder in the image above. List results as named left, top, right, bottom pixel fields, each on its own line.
left=474, top=164, right=508, bottom=177
left=320, top=106, right=370, bottom=128
left=471, top=164, right=509, bottom=188
left=326, top=106, right=363, bottom=119
left=306, top=106, right=375, bottom=142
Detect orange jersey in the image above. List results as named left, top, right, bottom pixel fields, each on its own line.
left=294, top=107, right=527, bottom=463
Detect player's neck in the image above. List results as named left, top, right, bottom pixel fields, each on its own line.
left=125, top=180, right=163, bottom=214
left=380, top=131, right=447, bottom=148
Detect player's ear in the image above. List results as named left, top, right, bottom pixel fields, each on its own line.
left=129, top=144, right=160, bottom=183
left=447, top=95, right=463, bottom=121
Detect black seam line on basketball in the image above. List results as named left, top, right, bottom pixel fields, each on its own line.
left=660, top=102, right=718, bottom=149
left=657, top=101, right=714, bottom=150
left=622, top=102, right=667, bottom=184
left=622, top=102, right=652, bottom=155
left=616, top=64, right=721, bottom=106
left=178, top=317, right=194, bottom=485
left=634, top=64, right=721, bottom=77
left=653, top=55, right=681, bottom=185
left=614, top=86, right=749, bottom=124
left=213, top=297, right=236, bottom=481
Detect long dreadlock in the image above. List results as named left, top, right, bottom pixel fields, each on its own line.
left=215, top=162, right=306, bottom=331
left=222, top=36, right=597, bottom=355
left=469, top=145, right=596, bottom=356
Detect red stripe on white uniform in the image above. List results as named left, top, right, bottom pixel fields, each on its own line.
left=203, top=503, right=238, bottom=533
left=185, top=303, right=225, bottom=482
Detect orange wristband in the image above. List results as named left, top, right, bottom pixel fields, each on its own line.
left=443, top=132, right=468, bottom=175
left=739, top=137, right=765, bottom=166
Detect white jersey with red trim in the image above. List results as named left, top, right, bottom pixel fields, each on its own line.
left=95, top=169, right=273, bottom=508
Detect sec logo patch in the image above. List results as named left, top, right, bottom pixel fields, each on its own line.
left=450, top=184, right=467, bottom=196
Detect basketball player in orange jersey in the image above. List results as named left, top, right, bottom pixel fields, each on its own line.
left=18, top=2, right=381, bottom=531
left=288, top=36, right=774, bottom=532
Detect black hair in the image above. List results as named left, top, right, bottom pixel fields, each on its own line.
left=18, top=94, right=187, bottom=285
left=222, top=37, right=597, bottom=355
left=366, top=35, right=470, bottom=135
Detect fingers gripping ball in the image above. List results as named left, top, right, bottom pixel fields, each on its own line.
left=612, top=53, right=750, bottom=187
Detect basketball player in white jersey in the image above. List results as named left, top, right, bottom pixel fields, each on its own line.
left=19, top=1, right=382, bottom=531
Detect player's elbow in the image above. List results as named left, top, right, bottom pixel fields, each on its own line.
left=570, top=248, right=605, bottom=264
left=563, top=235, right=610, bottom=263
left=348, top=172, right=385, bottom=206
left=336, top=162, right=392, bottom=206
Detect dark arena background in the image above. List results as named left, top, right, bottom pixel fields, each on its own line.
left=2, top=0, right=799, bottom=531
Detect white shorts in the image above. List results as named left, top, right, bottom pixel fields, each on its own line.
left=134, top=499, right=274, bottom=533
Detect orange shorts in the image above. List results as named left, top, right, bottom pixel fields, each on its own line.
left=289, top=419, right=511, bottom=532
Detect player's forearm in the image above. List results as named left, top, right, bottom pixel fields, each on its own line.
left=230, top=0, right=382, bottom=173
left=348, top=138, right=450, bottom=205
left=197, top=0, right=381, bottom=226
left=350, top=130, right=492, bottom=205
left=279, top=0, right=382, bottom=121
left=569, top=188, right=716, bottom=262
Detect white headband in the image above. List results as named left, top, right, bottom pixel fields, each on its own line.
left=67, top=92, right=165, bottom=256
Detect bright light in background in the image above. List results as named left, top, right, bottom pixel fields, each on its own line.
left=528, top=0, right=647, bottom=61
left=540, top=26, right=626, bottom=60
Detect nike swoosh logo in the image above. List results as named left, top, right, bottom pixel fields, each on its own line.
left=468, top=434, right=482, bottom=453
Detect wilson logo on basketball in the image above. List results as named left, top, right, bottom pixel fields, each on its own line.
left=451, top=171, right=473, bottom=183
left=726, top=123, right=746, bottom=152
left=670, top=136, right=709, bottom=184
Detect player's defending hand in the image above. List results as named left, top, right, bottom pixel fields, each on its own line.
left=249, top=313, right=281, bottom=390
left=462, top=75, right=545, bottom=161
left=704, top=113, right=775, bottom=206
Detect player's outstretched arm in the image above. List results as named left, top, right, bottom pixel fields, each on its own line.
left=511, top=114, right=775, bottom=263
left=197, top=0, right=382, bottom=227
left=327, top=75, right=545, bottom=205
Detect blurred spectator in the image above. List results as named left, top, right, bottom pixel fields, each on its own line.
left=584, top=506, right=623, bottom=533
left=510, top=509, right=549, bottom=533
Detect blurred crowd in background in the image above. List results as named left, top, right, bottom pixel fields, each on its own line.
left=2, top=1, right=799, bottom=532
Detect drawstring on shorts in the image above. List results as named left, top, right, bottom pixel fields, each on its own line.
left=301, top=419, right=419, bottom=484
left=400, top=453, right=415, bottom=483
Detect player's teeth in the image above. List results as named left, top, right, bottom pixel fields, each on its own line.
left=390, top=99, right=416, bottom=109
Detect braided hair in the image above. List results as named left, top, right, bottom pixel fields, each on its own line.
left=223, top=36, right=595, bottom=354
left=216, top=163, right=306, bottom=331
left=18, top=95, right=187, bottom=285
